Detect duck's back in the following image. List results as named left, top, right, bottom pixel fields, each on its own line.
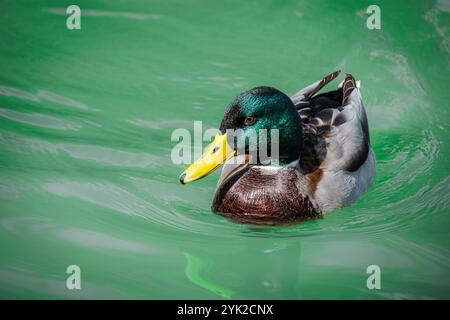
left=293, top=71, right=376, bottom=212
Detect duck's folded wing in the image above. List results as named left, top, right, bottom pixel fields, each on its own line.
left=291, top=70, right=341, bottom=107
left=294, top=74, right=371, bottom=173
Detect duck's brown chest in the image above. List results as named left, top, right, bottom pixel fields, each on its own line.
left=212, top=166, right=320, bottom=224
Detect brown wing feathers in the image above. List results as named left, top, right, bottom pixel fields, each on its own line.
left=342, top=73, right=357, bottom=105
left=307, top=69, right=342, bottom=99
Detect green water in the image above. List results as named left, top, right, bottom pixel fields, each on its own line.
left=0, top=0, right=449, bottom=299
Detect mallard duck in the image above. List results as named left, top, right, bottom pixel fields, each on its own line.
left=179, top=70, right=375, bottom=224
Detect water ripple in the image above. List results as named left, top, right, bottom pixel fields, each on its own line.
left=0, top=108, right=81, bottom=130
left=45, top=7, right=161, bottom=20
left=0, top=85, right=92, bottom=111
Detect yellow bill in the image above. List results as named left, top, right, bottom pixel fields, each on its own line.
left=179, top=133, right=236, bottom=184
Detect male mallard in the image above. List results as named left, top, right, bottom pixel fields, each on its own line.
left=179, top=71, right=375, bottom=224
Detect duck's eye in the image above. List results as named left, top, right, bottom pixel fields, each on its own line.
left=212, top=146, right=219, bottom=154
left=244, top=117, right=257, bottom=126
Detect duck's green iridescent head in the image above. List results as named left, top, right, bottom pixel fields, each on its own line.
left=219, top=86, right=303, bottom=164
left=179, top=87, right=303, bottom=184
